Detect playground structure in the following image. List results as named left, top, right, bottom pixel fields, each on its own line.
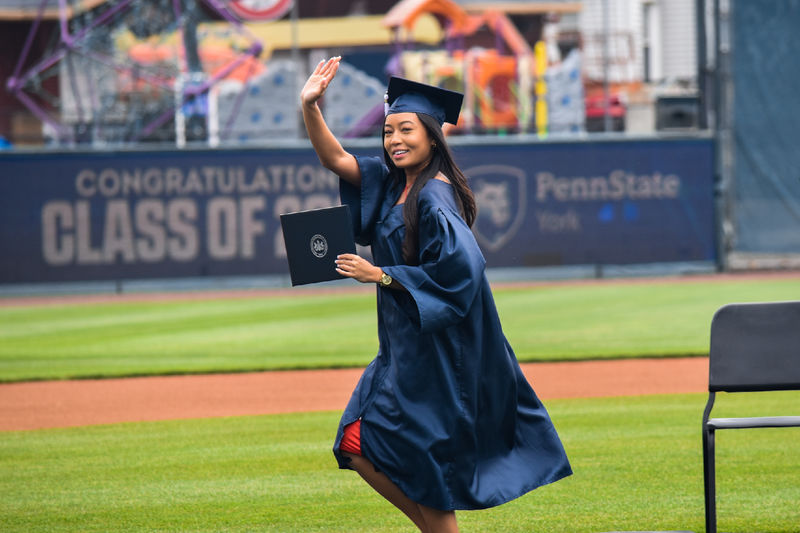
left=384, top=0, right=534, bottom=133
left=377, top=0, right=585, bottom=136
left=6, top=0, right=264, bottom=145
left=5, top=0, right=586, bottom=145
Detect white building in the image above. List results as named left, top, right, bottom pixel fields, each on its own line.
left=580, top=0, right=697, bottom=84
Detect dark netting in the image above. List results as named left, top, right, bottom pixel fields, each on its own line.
left=731, top=0, right=800, bottom=252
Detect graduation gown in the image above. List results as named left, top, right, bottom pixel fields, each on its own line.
left=333, top=155, right=572, bottom=511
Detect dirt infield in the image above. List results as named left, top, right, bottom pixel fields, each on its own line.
left=0, top=357, right=708, bottom=431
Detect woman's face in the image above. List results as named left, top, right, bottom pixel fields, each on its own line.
left=383, top=112, right=434, bottom=174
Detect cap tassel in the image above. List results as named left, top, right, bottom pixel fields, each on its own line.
left=384, top=91, right=390, bottom=116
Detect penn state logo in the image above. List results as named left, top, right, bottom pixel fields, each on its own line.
left=310, top=234, right=328, bottom=258
left=467, top=165, right=527, bottom=252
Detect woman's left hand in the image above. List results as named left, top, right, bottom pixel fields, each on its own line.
left=336, top=253, right=381, bottom=283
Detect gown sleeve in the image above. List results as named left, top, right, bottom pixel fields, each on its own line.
left=382, top=192, right=486, bottom=334
left=339, top=155, right=392, bottom=246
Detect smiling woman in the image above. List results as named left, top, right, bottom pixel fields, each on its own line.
left=298, top=58, right=571, bottom=532
left=383, top=114, right=432, bottom=178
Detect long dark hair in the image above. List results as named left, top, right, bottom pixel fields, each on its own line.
left=383, top=113, right=476, bottom=265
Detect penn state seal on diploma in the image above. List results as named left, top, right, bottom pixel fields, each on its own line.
left=310, top=234, right=328, bottom=258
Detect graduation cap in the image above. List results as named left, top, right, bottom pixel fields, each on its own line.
left=385, top=77, right=463, bottom=126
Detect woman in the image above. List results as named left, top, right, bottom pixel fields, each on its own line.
left=300, top=57, right=571, bottom=533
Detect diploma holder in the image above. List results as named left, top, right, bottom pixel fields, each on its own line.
left=279, top=205, right=356, bottom=286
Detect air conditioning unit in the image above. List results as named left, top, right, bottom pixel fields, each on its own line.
left=655, top=95, right=700, bottom=130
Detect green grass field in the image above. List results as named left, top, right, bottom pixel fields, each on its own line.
left=1, top=277, right=798, bottom=382
left=1, top=392, right=799, bottom=532
left=1, top=275, right=799, bottom=532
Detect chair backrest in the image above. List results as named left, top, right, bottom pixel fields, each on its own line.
left=709, top=300, right=800, bottom=392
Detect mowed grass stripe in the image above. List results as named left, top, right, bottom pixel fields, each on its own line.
left=493, top=279, right=794, bottom=358
left=0, top=294, right=377, bottom=381
left=1, top=392, right=798, bottom=532
left=1, top=277, right=798, bottom=382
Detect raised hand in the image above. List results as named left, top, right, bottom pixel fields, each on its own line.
left=300, top=56, right=341, bottom=107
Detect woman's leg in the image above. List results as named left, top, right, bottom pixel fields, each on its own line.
left=418, top=504, right=459, bottom=533
left=341, top=451, right=430, bottom=531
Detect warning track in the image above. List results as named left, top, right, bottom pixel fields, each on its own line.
left=0, top=357, right=708, bottom=431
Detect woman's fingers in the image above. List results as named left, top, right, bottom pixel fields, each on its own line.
left=335, top=253, right=377, bottom=284
left=320, top=56, right=341, bottom=78
left=335, top=257, right=355, bottom=278
left=327, top=59, right=340, bottom=81
left=316, top=60, right=330, bottom=78
left=302, top=57, right=340, bottom=103
left=336, top=253, right=362, bottom=277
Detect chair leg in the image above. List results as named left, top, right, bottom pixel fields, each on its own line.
left=703, top=426, right=717, bottom=533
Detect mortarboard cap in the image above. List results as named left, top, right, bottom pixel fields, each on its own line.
left=385, top=77, right=463, bottom=126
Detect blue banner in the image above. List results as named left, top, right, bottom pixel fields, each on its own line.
left=450, top=138, right=715, bottom=267
left=0, top=138, right=714, bottom=284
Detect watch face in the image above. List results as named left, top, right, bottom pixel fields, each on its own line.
left=229, top=0, right=293, bottom=20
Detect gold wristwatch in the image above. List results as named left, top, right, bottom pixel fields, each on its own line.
left=379, top=271, right=393, bottom=287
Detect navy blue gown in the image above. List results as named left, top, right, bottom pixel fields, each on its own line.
left=333, top=155, right=572, bottom=511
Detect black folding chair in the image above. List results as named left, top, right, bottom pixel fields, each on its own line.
left=702, top=300, right=800, bottom=533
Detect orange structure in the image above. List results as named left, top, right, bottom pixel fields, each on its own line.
left=383, top=0, right=475, bottom=37
left=471, top=50, right=518, bottom=129
left=382, top=0, right=538, bottom=132
left=126, top=42, right=264, bottom=84
left=199, top=44, right=265, bottom=83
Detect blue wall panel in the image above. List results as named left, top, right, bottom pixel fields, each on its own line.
left=732, top=0, right=800, bottom=253
left=0, top=138, right=714, bottom=284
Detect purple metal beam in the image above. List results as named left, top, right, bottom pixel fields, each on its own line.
left=8, top=0, right=50, bottom=88
left=343, top=102, right=385, bottom=139
left=14, top=90, right=69, bottom=139
left=137, top=41, right=263, bottom=141
left=9, top=0, right=265, bottom=145
left=59, top=0, right=135, bottom=47
left=221, top=53, right=261, bottom=140
left=84, top=49, right=174, bottom=90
